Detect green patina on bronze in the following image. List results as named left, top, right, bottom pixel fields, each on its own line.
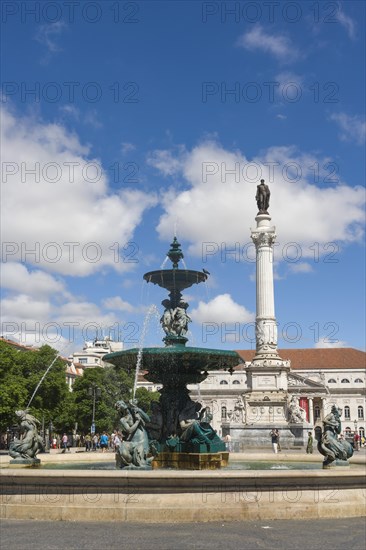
left=105, top=346, right=239, bottom=385
left=105, top=237, right=242, bottom=469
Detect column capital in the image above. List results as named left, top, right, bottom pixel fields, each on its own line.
left=251, top=231, right=277, bottom=248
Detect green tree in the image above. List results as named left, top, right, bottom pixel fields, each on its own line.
left=70, top=366, right=135, bottom=434
left=135, top=387, right=160, bottom=415
left=0, top=341, right=69, bottom=432
left=0, top=340, right=160, bottom=436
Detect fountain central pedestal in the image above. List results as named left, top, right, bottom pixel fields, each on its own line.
left=105, top=237, right=241, bottom=469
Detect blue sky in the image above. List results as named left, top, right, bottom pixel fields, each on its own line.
left=1, top=0, right=365, bottom=354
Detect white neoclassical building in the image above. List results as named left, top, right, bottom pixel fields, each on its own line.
left=138, top=347, right=365, bottom=446
left=70, top=337, right=123, bottom=369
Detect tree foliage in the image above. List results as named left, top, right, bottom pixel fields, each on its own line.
left=0, top=340, right=161, bottom=435
left=0, top=341, right=69, bottom=431
left=68, top=366, right=136, bottom=434
left=135, top=387, right=160, bottom=414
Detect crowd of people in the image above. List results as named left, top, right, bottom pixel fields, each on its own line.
left=39, top=429, right=366, bottom=454
left=50, top=431, right=124, bottom=452
left=269, top=428, right=365, bottom=454
left=35, top=429, right=366, bottom=454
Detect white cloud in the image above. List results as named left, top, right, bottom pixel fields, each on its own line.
left=288, top=262, right=313, bottom=274
left=1, top=289, right=120, bottom=352
left=55, top=301, right=118, bottom=328
left=1, top=263, right=65, bottom=297
left=190, top=294, right=254, bottom=325
left=336, top=4, right=356, bottom=39
left=1, top=294, right=52, bottom=322
left=59, top=105, right=80, bottom=120
left=275, top=72, right=304, bottom=99
left=147, top=146, right=186, bottom=176
left=315, top=338, right=348, bottom=349
left=1, top=106, right=157, bottom=276
left=84, top=109, right=103, bottom=129
left=329, top=112, right=366, bottom=145
left=102, top=296, right=137, bottom=313
left=237, top=25, right=299, bottom=63
left=121, top=142, right=136, bottom=155
left=34, top=21, right=67, bottom=64
left=150, top=140, right=365, bottom=259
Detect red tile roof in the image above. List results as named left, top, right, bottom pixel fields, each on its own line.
left=235, top=348, right=366, bottom=370
left=0, top=337, right=37, bottom=352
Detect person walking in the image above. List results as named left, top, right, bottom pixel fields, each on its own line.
left=276, top=429, right=281, bottom=452
left=224, top=434, right=232, bottom=452
left=61, top=433, right=68, bottom=453
left=306, top=431, right=313, bottom=454
left=270, top=428, right=279, bottom=453
left=85, top=433, right=91, bottom=452
left=100, top=432, right=109, bottom=453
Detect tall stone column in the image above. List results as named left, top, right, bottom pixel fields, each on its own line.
left=308, top=397, right=314, bottom=425
left=251, top=214, right=279, bottom=361
left=236, top=181, right=294, bottom=447
left=228, top=181, right=322, bottom=448
left=321, top=397, right=327, bottom=420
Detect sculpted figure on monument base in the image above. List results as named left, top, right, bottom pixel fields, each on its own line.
left=287, top=396, right=307, bottom=423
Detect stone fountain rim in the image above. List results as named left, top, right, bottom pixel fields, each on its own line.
left=105, top=346, right=241, bottom=359
left=2, top=454, right=364, bottom=522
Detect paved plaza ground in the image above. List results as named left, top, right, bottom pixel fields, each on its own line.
left=1, top=517, right=365, bottom=550
left=1, top=448, right=365, bottom=549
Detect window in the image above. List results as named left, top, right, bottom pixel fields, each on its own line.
left=314, top=406, right=320, bottom=420
left=358, top=406, right=364, bottom=419
left=328, top=379, right=336, bottom=383
left=221, top=406, right=227, bottom=419
left=232, top=380, right=240, bottom=385
left=344, top=406, right=350, bottom=419
left=345, top=427, right=352, bottom=436
left=220, top=380, right=228, bottom=385
left=78, top=358, right=88, bottom=364
left=355, top=378, right=363, bottom=383
left=341, top=379, right=350, bottom=383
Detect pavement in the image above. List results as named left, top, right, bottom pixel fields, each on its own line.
left=1, top=517, right=365, bottom=550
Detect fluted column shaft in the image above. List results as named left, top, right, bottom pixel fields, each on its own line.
left=251, top=214, right=278, bottom=358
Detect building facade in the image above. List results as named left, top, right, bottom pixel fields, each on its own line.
left=70, top=337, right=123, bottom=367
left=138, top=347, right=365, bottom=446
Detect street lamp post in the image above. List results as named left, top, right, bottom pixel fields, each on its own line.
left=354, top=419, right=359, bottom=451
left=88, top=385, right=101, bottom=435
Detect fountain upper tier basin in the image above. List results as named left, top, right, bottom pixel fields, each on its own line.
left=143, top=269, right=207, bottom=292
left=104, top=347, right=241, bottom=385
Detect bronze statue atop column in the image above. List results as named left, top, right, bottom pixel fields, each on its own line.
left=256, top=179, right=270, bottom=214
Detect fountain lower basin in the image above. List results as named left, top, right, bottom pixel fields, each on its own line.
left=1, top=453, right=365, bottom=522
